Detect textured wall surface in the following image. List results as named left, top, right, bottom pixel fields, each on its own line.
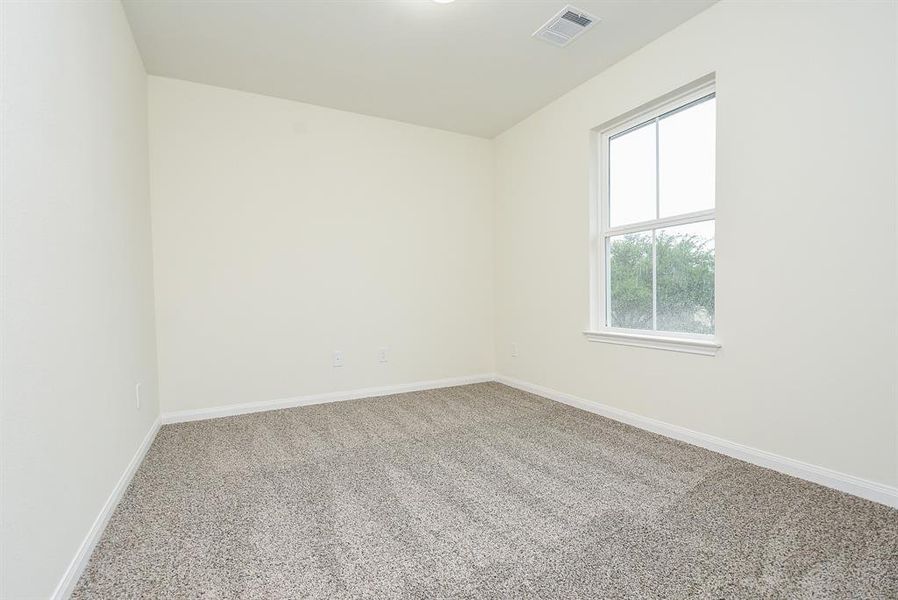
left=0, top=2, right=160, bottom=597
left=149, top=77, right=495, bottom=413
left=494, top=0, right=898, bottom=486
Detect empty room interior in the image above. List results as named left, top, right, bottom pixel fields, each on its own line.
left=3, top=0, right=898, bottom=598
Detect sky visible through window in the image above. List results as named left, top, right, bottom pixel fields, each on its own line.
left=610, top=97, right=715, bottom=226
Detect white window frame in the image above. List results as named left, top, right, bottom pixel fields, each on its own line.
left=585, top=76, right=720, bottom=356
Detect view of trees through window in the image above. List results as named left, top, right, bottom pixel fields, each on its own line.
left=608, top=223, right=714, bottom=335
left=604, top=92, right=716, bottom=336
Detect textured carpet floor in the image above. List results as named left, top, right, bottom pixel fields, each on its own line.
left=73, top=382, right=898, bottom=599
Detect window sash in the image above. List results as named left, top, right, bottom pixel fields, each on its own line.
left=604, top=208, right=714, bottom=238
left=603, top=216, right=716, bottom=334
left=590, top=77, right=717, bottom=340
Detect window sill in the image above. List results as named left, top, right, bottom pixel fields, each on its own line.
left=583, top=330, right=721, bottom=356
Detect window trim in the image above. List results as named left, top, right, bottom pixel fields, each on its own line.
left=585, top=76, right=720, bottom=355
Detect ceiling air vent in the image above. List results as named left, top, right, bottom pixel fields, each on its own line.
left=533, top=5, right=599, bottom=47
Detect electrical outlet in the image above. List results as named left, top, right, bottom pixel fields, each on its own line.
left=511, top=344, right=518, bottom=358
left=333, top=351, right=344, bottom=367
left=377, top=347, right=389, bottom=363
left=135, top=382, right=142, bottom=409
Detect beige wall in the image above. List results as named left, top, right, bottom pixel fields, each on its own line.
left=3, top=3, right=897, bottom=596
left=494, top=0, right=898, bottom=487
left=0, top=2, right=160, bottom=597
left=148, top=77, right=495, bottom=413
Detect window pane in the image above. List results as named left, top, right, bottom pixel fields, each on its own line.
left=608, top=232, right=653, bottom=330
left=656, top=221, right=715, bottom=334
left=609, top=122, right=656, bottom=227
left=658, top=97, right=715, bottom=217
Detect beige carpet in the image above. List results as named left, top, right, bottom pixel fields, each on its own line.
left=73, top=382, right=898, bottom=598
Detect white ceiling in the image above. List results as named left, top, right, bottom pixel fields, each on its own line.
left=122, top=0, right=715, bottom=138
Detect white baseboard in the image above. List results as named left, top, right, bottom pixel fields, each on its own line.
left=494, top=374, right=898, bottom=509
left=51, top=374, right=491, bottom=598
left=50, top=373, right=896, bottom=600
left=51, top=416, right=162, bottom=600
left=161, top=373, right=496, bottom=424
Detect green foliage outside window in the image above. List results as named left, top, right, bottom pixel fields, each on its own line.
left=609, top=231, right=714, bottom=334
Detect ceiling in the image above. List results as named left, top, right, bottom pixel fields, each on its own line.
left=122, top=0, right=715, bottom=138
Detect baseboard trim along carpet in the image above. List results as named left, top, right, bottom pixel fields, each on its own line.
left=494, top=374, right=898, bottom=509
left=51, top=416, right=162, bottom=600
left=163, top=372, right=898, bottom=508
left=56, top=374, right=897, bottom=598
left=161, top=374, right=496, bottom=424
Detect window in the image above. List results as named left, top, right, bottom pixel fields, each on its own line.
left=586, top=79, right=720, bottom=355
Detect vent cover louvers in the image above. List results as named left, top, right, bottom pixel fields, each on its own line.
left=533, top=5, right=599, bottom=47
